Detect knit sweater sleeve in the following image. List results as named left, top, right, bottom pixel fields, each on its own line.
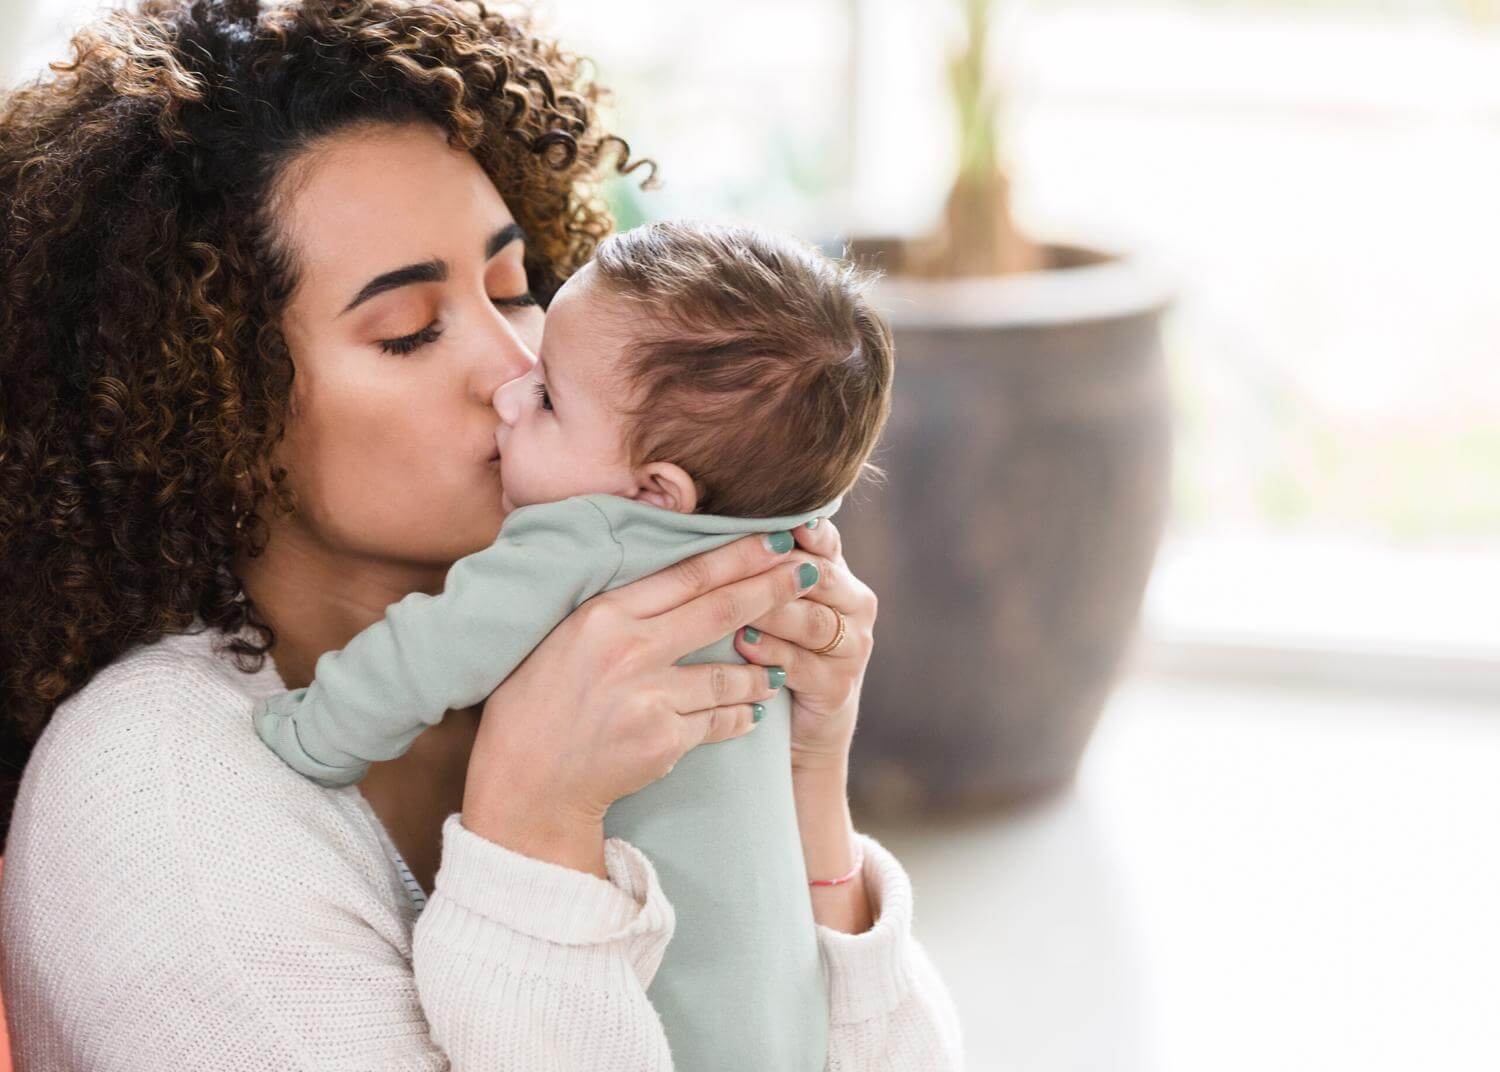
left=818, top=832, right=968, bottom=1070
left=414, top=820, right=967, bottom=1072
left=412, top=813, right=680, bottom=1068
left=0, top=652, right=964, bottom=1071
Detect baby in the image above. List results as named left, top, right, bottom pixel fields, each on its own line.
left=252, top=219, right=894, bottom=1071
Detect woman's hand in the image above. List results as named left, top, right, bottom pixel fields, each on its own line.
left=731, top=517, right=876, bottom=774
left=727, top=516, right=877, bottom=933
left=462, top=531, right=820, bottom=872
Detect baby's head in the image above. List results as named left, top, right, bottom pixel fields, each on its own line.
left=492, top=219, right=894, bottom=518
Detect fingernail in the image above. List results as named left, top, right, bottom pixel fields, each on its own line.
left=767, top=666, right=786, bottom=690
left=751, top=702, right=766, bottom=723
left=742, top=626, right=761, bottom=644
left=765, top=530, right=794, bottom=554
left=796, top=562, right=820, bottom=590
left=806, top=518, right=820, bottom=529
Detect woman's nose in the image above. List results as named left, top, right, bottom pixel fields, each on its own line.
left=475, top=296, right=541, bottom=408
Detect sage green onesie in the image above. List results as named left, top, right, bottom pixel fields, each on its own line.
left=252, top=491, right=843, bottom=1072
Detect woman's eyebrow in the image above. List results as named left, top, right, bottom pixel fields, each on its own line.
left=338, top=259, right=443, bottom=317
left=484, top=222, right=525, bottom=261
left=338, top=222, right=527, bottom=317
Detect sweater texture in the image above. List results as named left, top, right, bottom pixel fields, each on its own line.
left=0, top=620, right=967, bottom=1070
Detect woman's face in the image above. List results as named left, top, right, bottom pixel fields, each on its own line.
left=269, top=120, right=542, bottom=571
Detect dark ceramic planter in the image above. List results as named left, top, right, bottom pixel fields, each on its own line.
left=838, top=237, right=1176, bottom=819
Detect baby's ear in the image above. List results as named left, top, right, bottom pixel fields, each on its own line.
left=631, top=461, right=699, bottom=514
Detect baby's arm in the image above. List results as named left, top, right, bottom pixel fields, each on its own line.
left=252, top=497, right=623, bottom=787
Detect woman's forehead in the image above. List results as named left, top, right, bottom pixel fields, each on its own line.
left=279, top=123, right=516, bottom=308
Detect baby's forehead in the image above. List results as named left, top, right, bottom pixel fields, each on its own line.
left=543, top=270, right=640, bottom=396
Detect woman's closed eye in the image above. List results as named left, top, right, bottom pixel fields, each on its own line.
left=378, top=322, right=442, bottom=356
left=532, top=380, right=553, bottom=412
left=376, top=292, right=539, bottom=356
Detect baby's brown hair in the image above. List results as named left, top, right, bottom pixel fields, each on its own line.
left=592, top=220, right=894, bottom=518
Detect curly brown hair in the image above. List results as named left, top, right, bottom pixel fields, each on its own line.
left=0, top=0, right=653, bottom=846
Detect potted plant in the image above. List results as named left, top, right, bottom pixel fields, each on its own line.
left=839, top=0, right=1176, bottom=818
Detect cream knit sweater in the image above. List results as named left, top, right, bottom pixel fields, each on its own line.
left=0, top=623, right=966, bottom=1070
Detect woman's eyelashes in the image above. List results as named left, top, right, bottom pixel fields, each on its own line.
left=376, top=293, right=538, bottom=356
left=379, top=323, right=441, bottom=356
left=532, top=380, right=553, bottom=412
left=493, top=292, right=538, bottom=309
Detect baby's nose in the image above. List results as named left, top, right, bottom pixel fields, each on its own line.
left=493, top=376, right=527, bottom=425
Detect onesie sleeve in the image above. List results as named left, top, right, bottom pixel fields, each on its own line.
left=252, top=497, right=623, bottom=787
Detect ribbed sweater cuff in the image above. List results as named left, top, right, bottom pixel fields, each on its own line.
left=434, top=813, right=674, bottom=946
left=816, top=830, right=918, bottom=1026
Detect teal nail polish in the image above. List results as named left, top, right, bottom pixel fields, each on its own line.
left=796, top=562, right=820, bottom=589
left=767, top=666, right=786, bottom=690
left=751, top=703, right=766, bottom=723
left=806, top=518, right=820, bottom=529
left=742, top=626, right=761, bottom=644
left=765, top=530, right=794, bottom=554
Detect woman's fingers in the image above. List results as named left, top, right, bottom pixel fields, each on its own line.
left=793, top=515, right=843, bottom=563
left=668, top=661, right=779, bottom=715
left=677, top=703, right=761, bottom=751
left=741, top=592, right=846, bottom=654
left=646, top=555, right=818, bottom=662
left=753, top=550, right=873, bottom=623
left=732, top=625, right=840, bottom=696
left=607, top=531, right=796, bottom=620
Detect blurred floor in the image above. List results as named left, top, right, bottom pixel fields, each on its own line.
left=858, top=668, right=1500, bottom=1072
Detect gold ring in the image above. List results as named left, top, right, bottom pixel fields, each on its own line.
left=810, top=608, right=848, bottom=656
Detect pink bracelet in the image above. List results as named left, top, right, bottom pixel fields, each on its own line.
left=808, top=843, right=864, bottom=887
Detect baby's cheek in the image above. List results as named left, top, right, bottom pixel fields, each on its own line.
left=497, top=444, right=535, bottom=506
left=500, top=435, right=563, bottom=508
left=505, top=426, right=604, bottom=506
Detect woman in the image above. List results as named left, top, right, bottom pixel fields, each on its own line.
left=0, top=0, right=965, bottom=1067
